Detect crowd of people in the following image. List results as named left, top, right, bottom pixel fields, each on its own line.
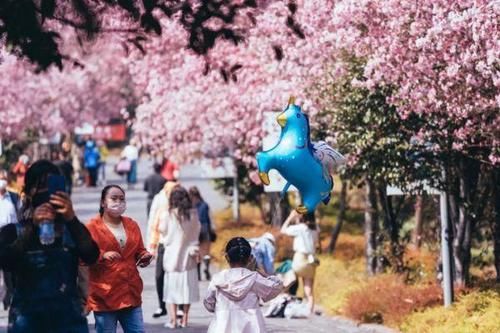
left=0, top=146, right=321, bottom=333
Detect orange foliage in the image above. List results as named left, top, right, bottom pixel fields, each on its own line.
left=344, top=275, right=442, bottom=326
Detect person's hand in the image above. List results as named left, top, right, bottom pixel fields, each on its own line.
left=136, top=252, right=153, bottom=267
left=289, top=209, right=300, bottom=222
left=103, top=251, right=122, bottom=261
left=33, top=203, right=56, bottom=225
left=50, top=192, right=75, bottom=222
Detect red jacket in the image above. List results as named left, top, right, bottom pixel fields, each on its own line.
left=86, top=215, right=148, bottom=312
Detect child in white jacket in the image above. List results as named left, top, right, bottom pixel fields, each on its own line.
left=203, top=237, right=283, bottom=333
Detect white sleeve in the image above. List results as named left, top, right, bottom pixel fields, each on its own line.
left=146, top=194, right=160, bottom=248
left=203, top=281, right=217, bottom=313
left=254, top=274, right=284, bottom=302
left=157, top=211, right=169, bottom=234
left=283, top=224, right=303, bottom=237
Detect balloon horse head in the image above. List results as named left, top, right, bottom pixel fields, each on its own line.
left=256, top=97, right=333, bottom=214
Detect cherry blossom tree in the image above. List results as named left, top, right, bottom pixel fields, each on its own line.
left=130, top=0, right=336, bottom=164
left=0, top=33, right=134, bottom=138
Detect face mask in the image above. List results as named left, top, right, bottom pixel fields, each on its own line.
left=0, top=179, right=7, bottom=190
left=105, top=200, right=126, bottom=217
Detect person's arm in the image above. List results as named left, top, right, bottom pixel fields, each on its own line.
left=49, top=192, right=99, bottom=265
left=134, top=223, right=153, bottom=267
left=66, top=217, right=100, bottom=265
left=281, top=210, right=300, bottom=234
left=203, top=281, right=217, bottom=313
left=254, top=273, right=284, bottom=302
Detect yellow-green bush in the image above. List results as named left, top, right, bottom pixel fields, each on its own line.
left=401, top=290, right=500, bottom=333
left=315, top=255, right=366, bottom=314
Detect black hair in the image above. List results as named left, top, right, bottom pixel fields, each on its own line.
left=99, top=185, right=125, bottom=216
left=301, top=212, right=317, bottom=230
left=153, top=163, right=162, bottom=173
left=17, top=160, right=62, bottom=249
left=225, top=237, right=252, bottom=265
left=169, top=186, right=192, bottom=221
left=24, top=160, right=61, bottom=196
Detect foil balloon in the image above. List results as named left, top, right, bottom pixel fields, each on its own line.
left=256, top=97, right=333, bottom=214
left=312, top=141, right=346, bottom=180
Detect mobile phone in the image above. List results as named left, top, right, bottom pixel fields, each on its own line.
left=48, top=174, right=66, bottom=196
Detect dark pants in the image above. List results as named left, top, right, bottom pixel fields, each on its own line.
left=87, top=167, right=98, bottom=187
left=155, top=244, right=165, bottom=309
left=2, top=270, right=13, bottom=310
left=146, top=199, right=153, bottom=218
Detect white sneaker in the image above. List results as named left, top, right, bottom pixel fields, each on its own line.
left=164, top=321, right=177, bottom=329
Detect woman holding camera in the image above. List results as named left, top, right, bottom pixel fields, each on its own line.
left=0, top=160, right=100, bottom=333
left=281, top=210, right=320, bottom=315
left=86, top=185, right=153, bottom=333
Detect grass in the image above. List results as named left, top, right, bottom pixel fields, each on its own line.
left=400, top=288, right=500, bottom=333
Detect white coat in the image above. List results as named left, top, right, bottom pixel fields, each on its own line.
left=204, top=267, right=283, bottom=333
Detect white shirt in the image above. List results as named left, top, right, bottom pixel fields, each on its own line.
left=283, top=223, right=318, bottom=255
left=121, top=145, right=139, bottom=161
left=0, top=192, right=18, bottom=227
left=105, top=222, right=127, bottom=249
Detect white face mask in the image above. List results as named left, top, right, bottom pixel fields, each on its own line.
left=0, top=179, right=7, bottom=190
left=105, top=200, right=126, bottom=217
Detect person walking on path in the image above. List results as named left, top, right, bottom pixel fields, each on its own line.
left=86, top=185, right=153, bottom=333
left=0, top=160, right=99, bottom=332
left=143, top=163, right=166, bottom=218
left=189, top=186, right=215, bottom=281
left=204, top=237, right=283, bottom=333
left=97, top=140, right=109, bottom=186
left=0, top=169, right=21, bottom=311
left=281, top=210, right=320, bottom=315
left=158, top=186, right=200, bottom=329
left=121, top=140, right=139, bottom=190
left=83, top=140, right=100, bottom=187
left=146, top=181, right=178, bottom=319
left=160, top=158, right=179, bottom=182
left=11, top=154, right=29, bottom=191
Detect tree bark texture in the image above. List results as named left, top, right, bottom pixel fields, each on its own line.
left=328, top=180, right=348, bottom=254
left=267, top=192, right=291, bottom=228
left=412, top=195, right=424, bottom=248
left=492, top=168, right=500, bottom=282
left=364, top=179, right=379, bottom=276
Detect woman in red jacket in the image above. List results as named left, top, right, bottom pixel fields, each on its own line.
left=86, top=185, right=153, bottom=333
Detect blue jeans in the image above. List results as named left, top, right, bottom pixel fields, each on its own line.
left=94, top=307, right=145, bottom=333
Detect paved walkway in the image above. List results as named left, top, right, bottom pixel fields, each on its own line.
left=0, top=158, right=396, bottom=333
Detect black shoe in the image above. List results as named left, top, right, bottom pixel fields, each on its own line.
left=152, top=308, right=167, bottom=318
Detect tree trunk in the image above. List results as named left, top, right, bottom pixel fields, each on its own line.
left=411, top=195, right=424, bottom=248
left=328, top=180, right=348, bottom=254
left=267, top=192, right=291, bottom=228
left=451, top=157, right=480, bottom=287
left=492, top=168, right=500, bottom=282
left=364, top=179, right=379, bottom=276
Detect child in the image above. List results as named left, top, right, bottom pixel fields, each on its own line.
left=204, top=237, right=283, bottom=333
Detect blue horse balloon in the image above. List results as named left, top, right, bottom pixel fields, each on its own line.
left=256, top=97, right=333, bottom=214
